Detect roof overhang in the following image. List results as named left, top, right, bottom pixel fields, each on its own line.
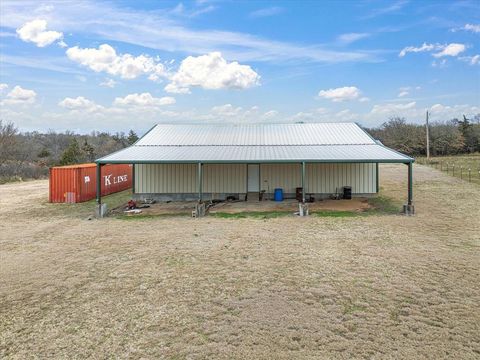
left=96, top=144, right=414, bottom=164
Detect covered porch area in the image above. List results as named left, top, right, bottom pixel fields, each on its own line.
left=94, top=160, right=414, bottom=217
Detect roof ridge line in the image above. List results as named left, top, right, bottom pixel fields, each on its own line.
left=133, top=143, right=377, bottom=147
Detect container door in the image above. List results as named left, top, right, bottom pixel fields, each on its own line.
left=247, top=164, right=260, bottom=192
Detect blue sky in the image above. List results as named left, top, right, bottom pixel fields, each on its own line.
left=0, top=0, right=479, bottom=134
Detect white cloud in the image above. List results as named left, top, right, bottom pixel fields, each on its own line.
left=194, top=104, right=281, bottom=123
left=459, top=54, right=480, bottom=65
left=262, top=110, right=279, bottom=120
left=1, top=1, right=376, bottom=64
left=2, top=85, right=37, bottom=105
left=318, top=86, right=362, bottom=102
left=363, top=101, right=480, bottom=125
left=0, top=83, right=8, bottom=93
left=398, top=91, right=409, bottom=97
left=470, top=55, right=480, bottom=65
left=399, top=43, right=437, bottom=57
left=249, top=7, right=284, bottom=18
left=99, top=78, right=117, bottom=88
left=170, top=2, right=216, bottom=18
left=463, top=24, right=480, bottom=33
left=66, top=44, right=166, bottom=80
left=399, top=43, right=466, bottom=58
left=165, top=52, right=260, bottom=94
left=432, top=43, right=466, bottom=58
left=211, top=104, right=243, bottom=117
left=57, top=93, right=176, bottom=121
left=363, top=0, right=408, bottom=19
left=291, top=107, right=360, bottom=123
left=113, top=93, right=176, bottom=107
left=370, top=101, right=416, bottom=115
left=429, top=103, right=480, bottom=120
left=16, top=19, right=63, bottom=47
left=58, top=96, right=103, bottom=113
left=337, top=33, right=370, bottom=44
left=335, top=109, right=358, bottom=121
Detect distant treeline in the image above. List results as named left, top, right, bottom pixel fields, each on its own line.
left=366, top=115, right=480, bottom=156
left=1, top=115, right=480, bottom=182
left=0, top=120, right=138, bottom=183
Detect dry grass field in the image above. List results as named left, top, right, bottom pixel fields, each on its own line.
left=1, top=164, right=479, bottom=359
left=417, top=153, right=480, bottom=185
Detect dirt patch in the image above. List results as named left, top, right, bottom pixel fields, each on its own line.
left=119, top=197, right=373, bottom=217
left=1, top=164, right=479, bottom=359
left=208, top=198, right=372, bottom=214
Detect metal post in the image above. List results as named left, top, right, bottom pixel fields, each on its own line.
left=376, top=163, right=379, bottom=193
left=132, top=163, right=135, bottom=194
left=408, top=162, right=413, bottom=206
left=198, top=162, right=203, bottom=202
left=301, top=161, right=306, bottom=203
left=403, top=162, right=415, bottom=215
left=96, top=163, right=102, bottom=205
left=425, top=110, right=430, bottom=161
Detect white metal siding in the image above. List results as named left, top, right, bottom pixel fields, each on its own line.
left=135, top=162, right=376, bottom=194
left=135, top=163, right=247, bottom=193
left=203, top=164, right=246, bottom=193
left=135, top=164, right=197, bottom=193
left=260, top=164, right=301, bottom=193
left=306, top=163, right=376, bottom=194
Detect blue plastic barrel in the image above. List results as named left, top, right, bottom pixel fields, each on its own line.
left=274, top=188, right=284, bottom=201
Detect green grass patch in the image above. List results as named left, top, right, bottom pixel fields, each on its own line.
left=311, top=210, right=359, bottom=217
left=366, top=195, right=400, bottom=215
left=0, top=176, right=24, bottom=185
left=342, top=302, right=367, bottom=315
left=210, top=211, right=292, bottom=219
left=115, top=213, right=190, bottom=221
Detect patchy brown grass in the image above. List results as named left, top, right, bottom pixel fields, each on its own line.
left=0, top=164, right=479, bottom=359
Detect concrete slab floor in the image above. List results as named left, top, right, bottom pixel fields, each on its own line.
left=122, top=198, right=373, bottom=216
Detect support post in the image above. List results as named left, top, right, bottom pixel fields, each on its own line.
left=298, top=161, right=309, bottom=216
left=198, top=162, right=203, bottom=202
left=132, top=163, right=135, bottom=194
left=426, top=110, right=430, bottom=161
left=95, top=163, right=107, bottom=218
left=408, top=162, right=413, bottom=206
left=301, top=161, right=306, bottom=203
left=96, top=163, right=102, bottom=205
left=403, top=162, right=415, bottom=215
left=376, top=163, right=379, bottom=193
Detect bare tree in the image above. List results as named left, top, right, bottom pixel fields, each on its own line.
left=0, top=120, right=18, bottom=162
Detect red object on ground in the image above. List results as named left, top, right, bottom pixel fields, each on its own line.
left=49, top=163, right=132, bottom=203
left=127, top=200, right=137, bottom=209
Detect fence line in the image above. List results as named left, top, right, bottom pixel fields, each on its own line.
left=416, top=157, right=480, bottom=184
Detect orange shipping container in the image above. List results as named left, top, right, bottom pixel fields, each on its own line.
left=49, top=163, right=132, bottom=203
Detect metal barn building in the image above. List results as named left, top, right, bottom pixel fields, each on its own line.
left=96, top=123, right=414, bottom=211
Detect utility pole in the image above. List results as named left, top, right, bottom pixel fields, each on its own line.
left=425, top=110, right=430, bottom=161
